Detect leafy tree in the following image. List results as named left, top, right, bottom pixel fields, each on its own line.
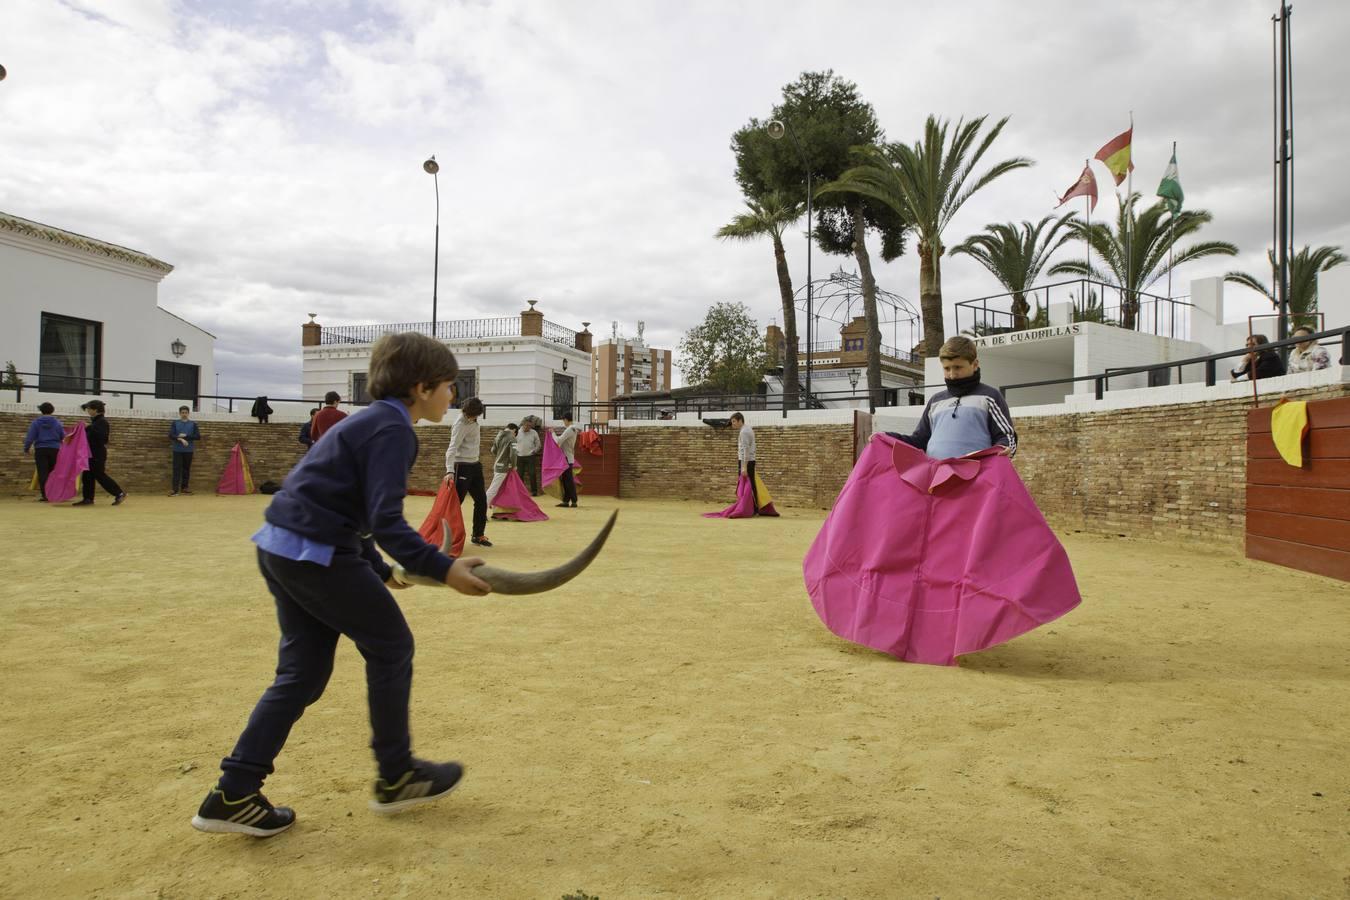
left=818, top=115, right=1032, bottom=357
left=1049, top=193, right=1237, bottom=329
left=730, top=71, right=909, bottom=407
left=716, top=191, right=804, bottom=408
left=677, top=302, right=768, bottom=395
left=951, top=213, right=1076, bottom=331
left=0, top=361, right=23, bottom=390
left=1224, top=244, right=1346, bottom=321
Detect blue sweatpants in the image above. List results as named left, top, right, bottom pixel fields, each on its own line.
left=218, top=547, right=416, bottom=796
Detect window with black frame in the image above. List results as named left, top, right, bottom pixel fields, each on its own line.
left=453, top=370, right=476, bottom=408
left=351, top=372, right=371, bottom=404
left=155, top=360, right=200, bottom=404
left=552, top=372, right=574, bottom=419
left=39, top=312, right=101, bottom=393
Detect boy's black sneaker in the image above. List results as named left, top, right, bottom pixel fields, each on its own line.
left=191, top=786, right=295, bottom=837
left=471, top=536, right=493, bottom=547
left=370, top=760, right=464, bottom=814
left=112, top=492, right=127, bottom=506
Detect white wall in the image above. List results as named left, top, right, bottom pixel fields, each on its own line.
left=0, top=226, right=214, bottom=413
left=302, top=336, right=592, bottom=422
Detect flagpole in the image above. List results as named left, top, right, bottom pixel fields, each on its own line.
left=1167, top=141, right=1175, bottom=301
left=1126, top=111, right=1134, bottom=330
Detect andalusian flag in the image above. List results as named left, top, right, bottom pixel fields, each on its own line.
left=1094, top=126, right=1134, bottom=186
left=1156, top=142, right=1184, bottom=214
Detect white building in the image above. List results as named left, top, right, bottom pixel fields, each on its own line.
left=0, top=211, right=215, bottom=413
left=301, top=301, right=593, bottom=423
left=932, top=274, right=1350, bottom=408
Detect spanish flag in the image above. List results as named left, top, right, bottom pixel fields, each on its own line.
left=1094, top=126, right=1134, bottom=186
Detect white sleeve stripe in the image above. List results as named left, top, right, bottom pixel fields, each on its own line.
left=988, top=400, right=1017, bottom=451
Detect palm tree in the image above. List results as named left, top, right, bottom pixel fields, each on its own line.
left=717, top=191, right=806, bottom=408
left=951, top=213, right=1076, bottom=331
left=817, top=115, right=1033, bottom=356
left=1049, top=193, right=1237, bottom=330
left=1224, top=244, right=1347, bottom=325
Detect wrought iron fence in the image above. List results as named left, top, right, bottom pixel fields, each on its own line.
left=541, top=320, right=579, bottom=347
left=798, top=338, right=918, bottom=364
left=954, top=279, right=1194, bottom=340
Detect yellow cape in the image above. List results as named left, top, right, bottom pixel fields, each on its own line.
left=1270, top=400, right=1308, bottom=467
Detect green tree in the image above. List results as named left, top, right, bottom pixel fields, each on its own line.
left=1049, top=193, right=1237, bottom=329
left=0, top=361, right=23, bottom=390
left=677, top=302, right=768, bottom=395
left=716, top=191, right=804, bottom=408
left=730, top=71, right=909, bottom=407
left=817, top=114, right=1032, bottom=357
left=951, top=213, right=1076, bottom=331
left=1224, top=244, right=1347, bottom=323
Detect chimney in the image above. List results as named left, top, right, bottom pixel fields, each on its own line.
left=765, top=323, right=784, bottom=366
left=302, top=313, right=321, bottom=347
left=575, top=321, right=593, bottom=353
left=521, top=299, right=544, bottom=337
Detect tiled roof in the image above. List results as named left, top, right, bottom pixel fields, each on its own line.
left=0, top=211, right=174, bottom=274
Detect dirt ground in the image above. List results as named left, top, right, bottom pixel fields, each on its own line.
left=0, top=492, right=1346, bottom=899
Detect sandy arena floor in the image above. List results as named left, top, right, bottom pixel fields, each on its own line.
left=0, top=493, right=1346, bottom=899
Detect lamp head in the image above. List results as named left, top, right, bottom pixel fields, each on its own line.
left=0, top=63, right=7, bottom=81
left=767, top=120, right=786, bottom=140
left=423, top=156, right=439, bottom=175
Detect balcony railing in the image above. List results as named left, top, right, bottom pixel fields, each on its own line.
left=320, top=317, right=579, bottom=347
left=954, top=279, right=1194, bottom=340
left=798, top=339, right=919, bottom=364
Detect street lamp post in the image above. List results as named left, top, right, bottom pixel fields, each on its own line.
left=423, top=156, right=441, bottom=337
left=768, top=118, right=813, bottom=408
left=847, top=368, right=860, bottom=407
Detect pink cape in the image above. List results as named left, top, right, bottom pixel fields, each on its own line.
left=490, top=469, right=549, bottom=522
left=541, top=430, right=580, bottom=488
left=216, top=442, right=256, bottom=494
left=703, top=473, right=780, bottom=518
left=803, top=435, right=1081, bottom=666
left=45, top=423, right=91, bottom=502
left=417, top=481, right=468, bottom=557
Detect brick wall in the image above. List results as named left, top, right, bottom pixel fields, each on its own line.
left=617, top=424, right=855, bottom=509
left=0, top=412, right=501, bottom=496
left=1013, top=383, right=1350, bottom=546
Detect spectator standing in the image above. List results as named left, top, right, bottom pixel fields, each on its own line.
left=169, top=405, right=203, bottom=495
left=515, top=416, right=542, bottom=496
left=298, top=408, right=319, bottom=451
left=310, top=392, right=347, bottom=443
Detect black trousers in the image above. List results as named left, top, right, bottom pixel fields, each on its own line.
left=81, top=456, right=123, bottom=502
left=741, top=460, right=759, bottom=513
left=219, top=547, right=416, bottom=796
left=517, top=454, right=540, bottom=495
left=454, top=461, right=489, bottom=539
left=560, top=465, right=578, bottom=505
left=172, top=452, right=194, bottom=491
left=34, top=447, right=58, bottom=499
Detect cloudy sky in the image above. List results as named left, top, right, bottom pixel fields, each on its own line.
left=3, top=0, right=1348, bottom=397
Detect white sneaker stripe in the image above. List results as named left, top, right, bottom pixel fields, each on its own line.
left=244, top=808, right=270, bottom=826
left=228, top=804, right=257, bottom=823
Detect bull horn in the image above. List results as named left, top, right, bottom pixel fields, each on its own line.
left=393, top=511, right=619, bottom=595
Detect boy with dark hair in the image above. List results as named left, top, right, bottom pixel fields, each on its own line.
left=23, top=402, right=63, bottom=501
left=73, top=400, right=126, bottom=506
left=169, top=405, right=202, bottom=495
left=730, top=412, right=757, bottom=513
left=555, top=411, right=580, bottom=508
left=298, top=408, right=319, bottom=451
left=191, top=332, right=491, bottom=838
left=486, top=422, right=519, bottom=510
left=447, top=397, right=491, bottom=547
left=309, top=391, right=347, bottom=443
left=890, top=337, right=1017, bottom=459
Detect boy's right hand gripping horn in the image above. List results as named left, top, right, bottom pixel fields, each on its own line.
left=393, top=510, right=619, bottom=595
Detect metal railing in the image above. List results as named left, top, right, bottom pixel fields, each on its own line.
left=999, top=326, right=1349, bottom=402
left=954, top=279, right=1195, bottom=340
left=320, top=317, right=581, bottom=347
left=799, top=339, right=920, bottom=364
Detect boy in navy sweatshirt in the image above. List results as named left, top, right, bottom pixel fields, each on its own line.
left=23, top=402, right=64, bottom=501
left=192, top=332, right=491, bottom=838
left=890, top=336, right=1017, bottom=459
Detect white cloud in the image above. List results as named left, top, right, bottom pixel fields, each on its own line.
left=2, top=0, right=1348, bottom=397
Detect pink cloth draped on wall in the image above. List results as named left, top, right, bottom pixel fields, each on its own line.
left=803, top=435, right=1081, bottom=666
left=45, top=423, right=90, bottom=503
